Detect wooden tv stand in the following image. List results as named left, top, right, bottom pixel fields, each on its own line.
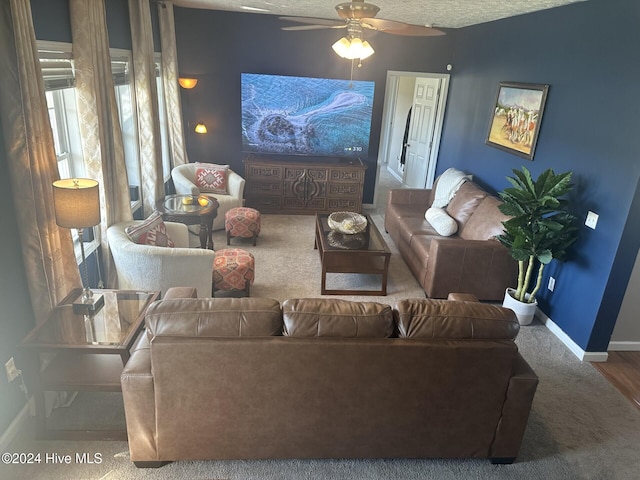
left=243, top=154, right=367, bottom=214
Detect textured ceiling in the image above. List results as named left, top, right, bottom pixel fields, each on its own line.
left=171, top=0, right=587, bottom=29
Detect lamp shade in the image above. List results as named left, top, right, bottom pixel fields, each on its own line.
left=52, top=178, right=101, bottom=228
left=332, top=36, right=374, bottom=60
left=178, top=77, right=198, bottom=89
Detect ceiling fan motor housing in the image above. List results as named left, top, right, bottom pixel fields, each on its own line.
left=335, top=0, right=380, bottom=20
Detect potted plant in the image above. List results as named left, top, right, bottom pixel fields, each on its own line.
left=497, top=166, right=579, bottom=325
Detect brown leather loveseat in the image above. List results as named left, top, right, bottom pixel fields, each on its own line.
left=121, top=288, right=538, bottom=467
left=384, top=176, right=517, bottom=300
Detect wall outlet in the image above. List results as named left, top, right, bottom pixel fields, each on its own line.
left=585, top=211, right=599, bottom=229
left=548, top=276, right=556, bottom=292
left=5, top=357, right=20, bottom=382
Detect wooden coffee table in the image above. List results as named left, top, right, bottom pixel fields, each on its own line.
left=156, top=194, right=219, bottom=249
left=315, top=214, right=391, bottom=295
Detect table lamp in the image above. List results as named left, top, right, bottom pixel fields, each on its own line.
left=52, top=178, right=102, bottom=312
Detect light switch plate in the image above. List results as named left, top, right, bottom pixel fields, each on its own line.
left=585, top=211, right=599, bottom=230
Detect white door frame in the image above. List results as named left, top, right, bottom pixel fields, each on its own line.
left=374, top=70, right=450, bottom=204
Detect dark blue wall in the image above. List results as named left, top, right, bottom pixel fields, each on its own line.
left=0, top=115, right=36, bottom=434
left=437, top=0, right=640, bottom=351
left=173, top=9, right=454, bottom=203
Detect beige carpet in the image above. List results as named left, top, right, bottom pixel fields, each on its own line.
left=217, top=213, right=425, bottom=303
left=4, top=213, right=640, bottom=479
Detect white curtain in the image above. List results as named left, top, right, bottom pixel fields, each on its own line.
left=129, top=0, right=164, bottom=217
left=70, top=0, right=132, bottom=288
left=158, top=0, right=188, bottom=167
left=0, top=0, right=80, bottom=324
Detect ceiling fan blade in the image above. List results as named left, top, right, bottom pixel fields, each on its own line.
left=279, top=16, right=345, bottom=27
left=362, top=18, right=445, bottom=36
left=281, top=24, right=346, bottom=31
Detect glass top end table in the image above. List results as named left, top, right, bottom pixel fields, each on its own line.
left=19, top=288, right=159, bottom=440
left=156, top=194, right=219, bottom=249
left=23, top=289, right=158, bottom=348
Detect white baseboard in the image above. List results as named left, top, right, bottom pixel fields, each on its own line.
left=536, top=308, right=609, bottom=362
left=0, top=399, right=32, bottom=452
left=386, top=166, right=404, bottom=183
left=607, top=341, right=640, bottom=351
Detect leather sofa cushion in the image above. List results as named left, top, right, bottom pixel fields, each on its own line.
left=459, top=196, right=509, bottom=241
left=445, top=182, right=488, bottom=228
left=397, top=216, right=440, bottom=245
left=145, top=297, right=282, bottom=338
left=394, top=299, right=519, bottom=339
left=282, top=298, right=394, bottom=337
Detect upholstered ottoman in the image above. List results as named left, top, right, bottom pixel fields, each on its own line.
left=212, top=248, right=255, bottom=296
left=225, top=207, right=261, bottom=246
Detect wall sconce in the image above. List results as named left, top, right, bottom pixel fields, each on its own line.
left=178, top=77, right=198, bottom=89
left=194, top=123, right=208, bottom=134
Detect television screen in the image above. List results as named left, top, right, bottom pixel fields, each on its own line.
left=241, top=73, right=374, bottom=158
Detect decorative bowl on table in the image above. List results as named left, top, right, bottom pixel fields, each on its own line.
left=327, top=211, right=367, bottom=234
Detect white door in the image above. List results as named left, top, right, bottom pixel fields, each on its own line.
left=403, top=77, right=442, bottom=188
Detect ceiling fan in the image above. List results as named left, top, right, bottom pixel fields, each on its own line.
left=279, top=0, right=445, bottom=38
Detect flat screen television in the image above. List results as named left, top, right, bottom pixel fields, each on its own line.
left=241, top=73, right=374, bottom=158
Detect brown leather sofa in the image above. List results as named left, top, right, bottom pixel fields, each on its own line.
left=384, top=178, right=517, bottom=300
left=121, top=288, right=538, bottom=467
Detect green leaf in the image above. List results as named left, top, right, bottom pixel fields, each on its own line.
left=498, top=166, right=579, bottom=295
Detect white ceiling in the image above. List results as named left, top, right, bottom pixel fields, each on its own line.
left=171, top=0, right=587, bottom=29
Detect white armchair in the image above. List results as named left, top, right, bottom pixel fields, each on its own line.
left=171, top=163, right=246, bottom=231
left=107, top=221, right=215, bottom=298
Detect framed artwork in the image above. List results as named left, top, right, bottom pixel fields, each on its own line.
left=486, top=81, right=549, bottom=160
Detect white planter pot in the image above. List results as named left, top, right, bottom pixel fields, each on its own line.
left=502, top=288, right=537, bottom=326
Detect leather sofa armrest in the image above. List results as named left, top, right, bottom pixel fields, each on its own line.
left=447, top=293, right=480, bottom=302
left=490, top=354, right=539, bottom=462
left=424, top=237, right=517, bottom=300
left=387, top=188, right=433, bottom=206
left=121, top=334, right=159, bottom=462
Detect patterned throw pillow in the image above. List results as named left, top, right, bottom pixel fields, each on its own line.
left=125, top=211, right=175, bottom=247
left=195, top=165, right=228, bottom=194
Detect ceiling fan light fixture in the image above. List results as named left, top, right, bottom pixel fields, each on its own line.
left=360, top=40, right=374, bottom=59
left=332, top=37, right=352, bottom=57
left=332, top=36, right=374, bottom=60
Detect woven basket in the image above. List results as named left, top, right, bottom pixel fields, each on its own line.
left=327, top=211, right=367, bottom=234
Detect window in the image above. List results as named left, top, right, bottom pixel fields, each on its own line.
left=39, top=42, right=168, bottom=215
left=38, top=41, right=95, bottom=264
left=38, top=41, right=84, bottom=180
left=155, top=53, right=172, bottom=182
left=111, top=49, right=141, bottom=211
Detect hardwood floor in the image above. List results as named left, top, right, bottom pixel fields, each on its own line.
left=593, top=351, right=640, bottom=410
